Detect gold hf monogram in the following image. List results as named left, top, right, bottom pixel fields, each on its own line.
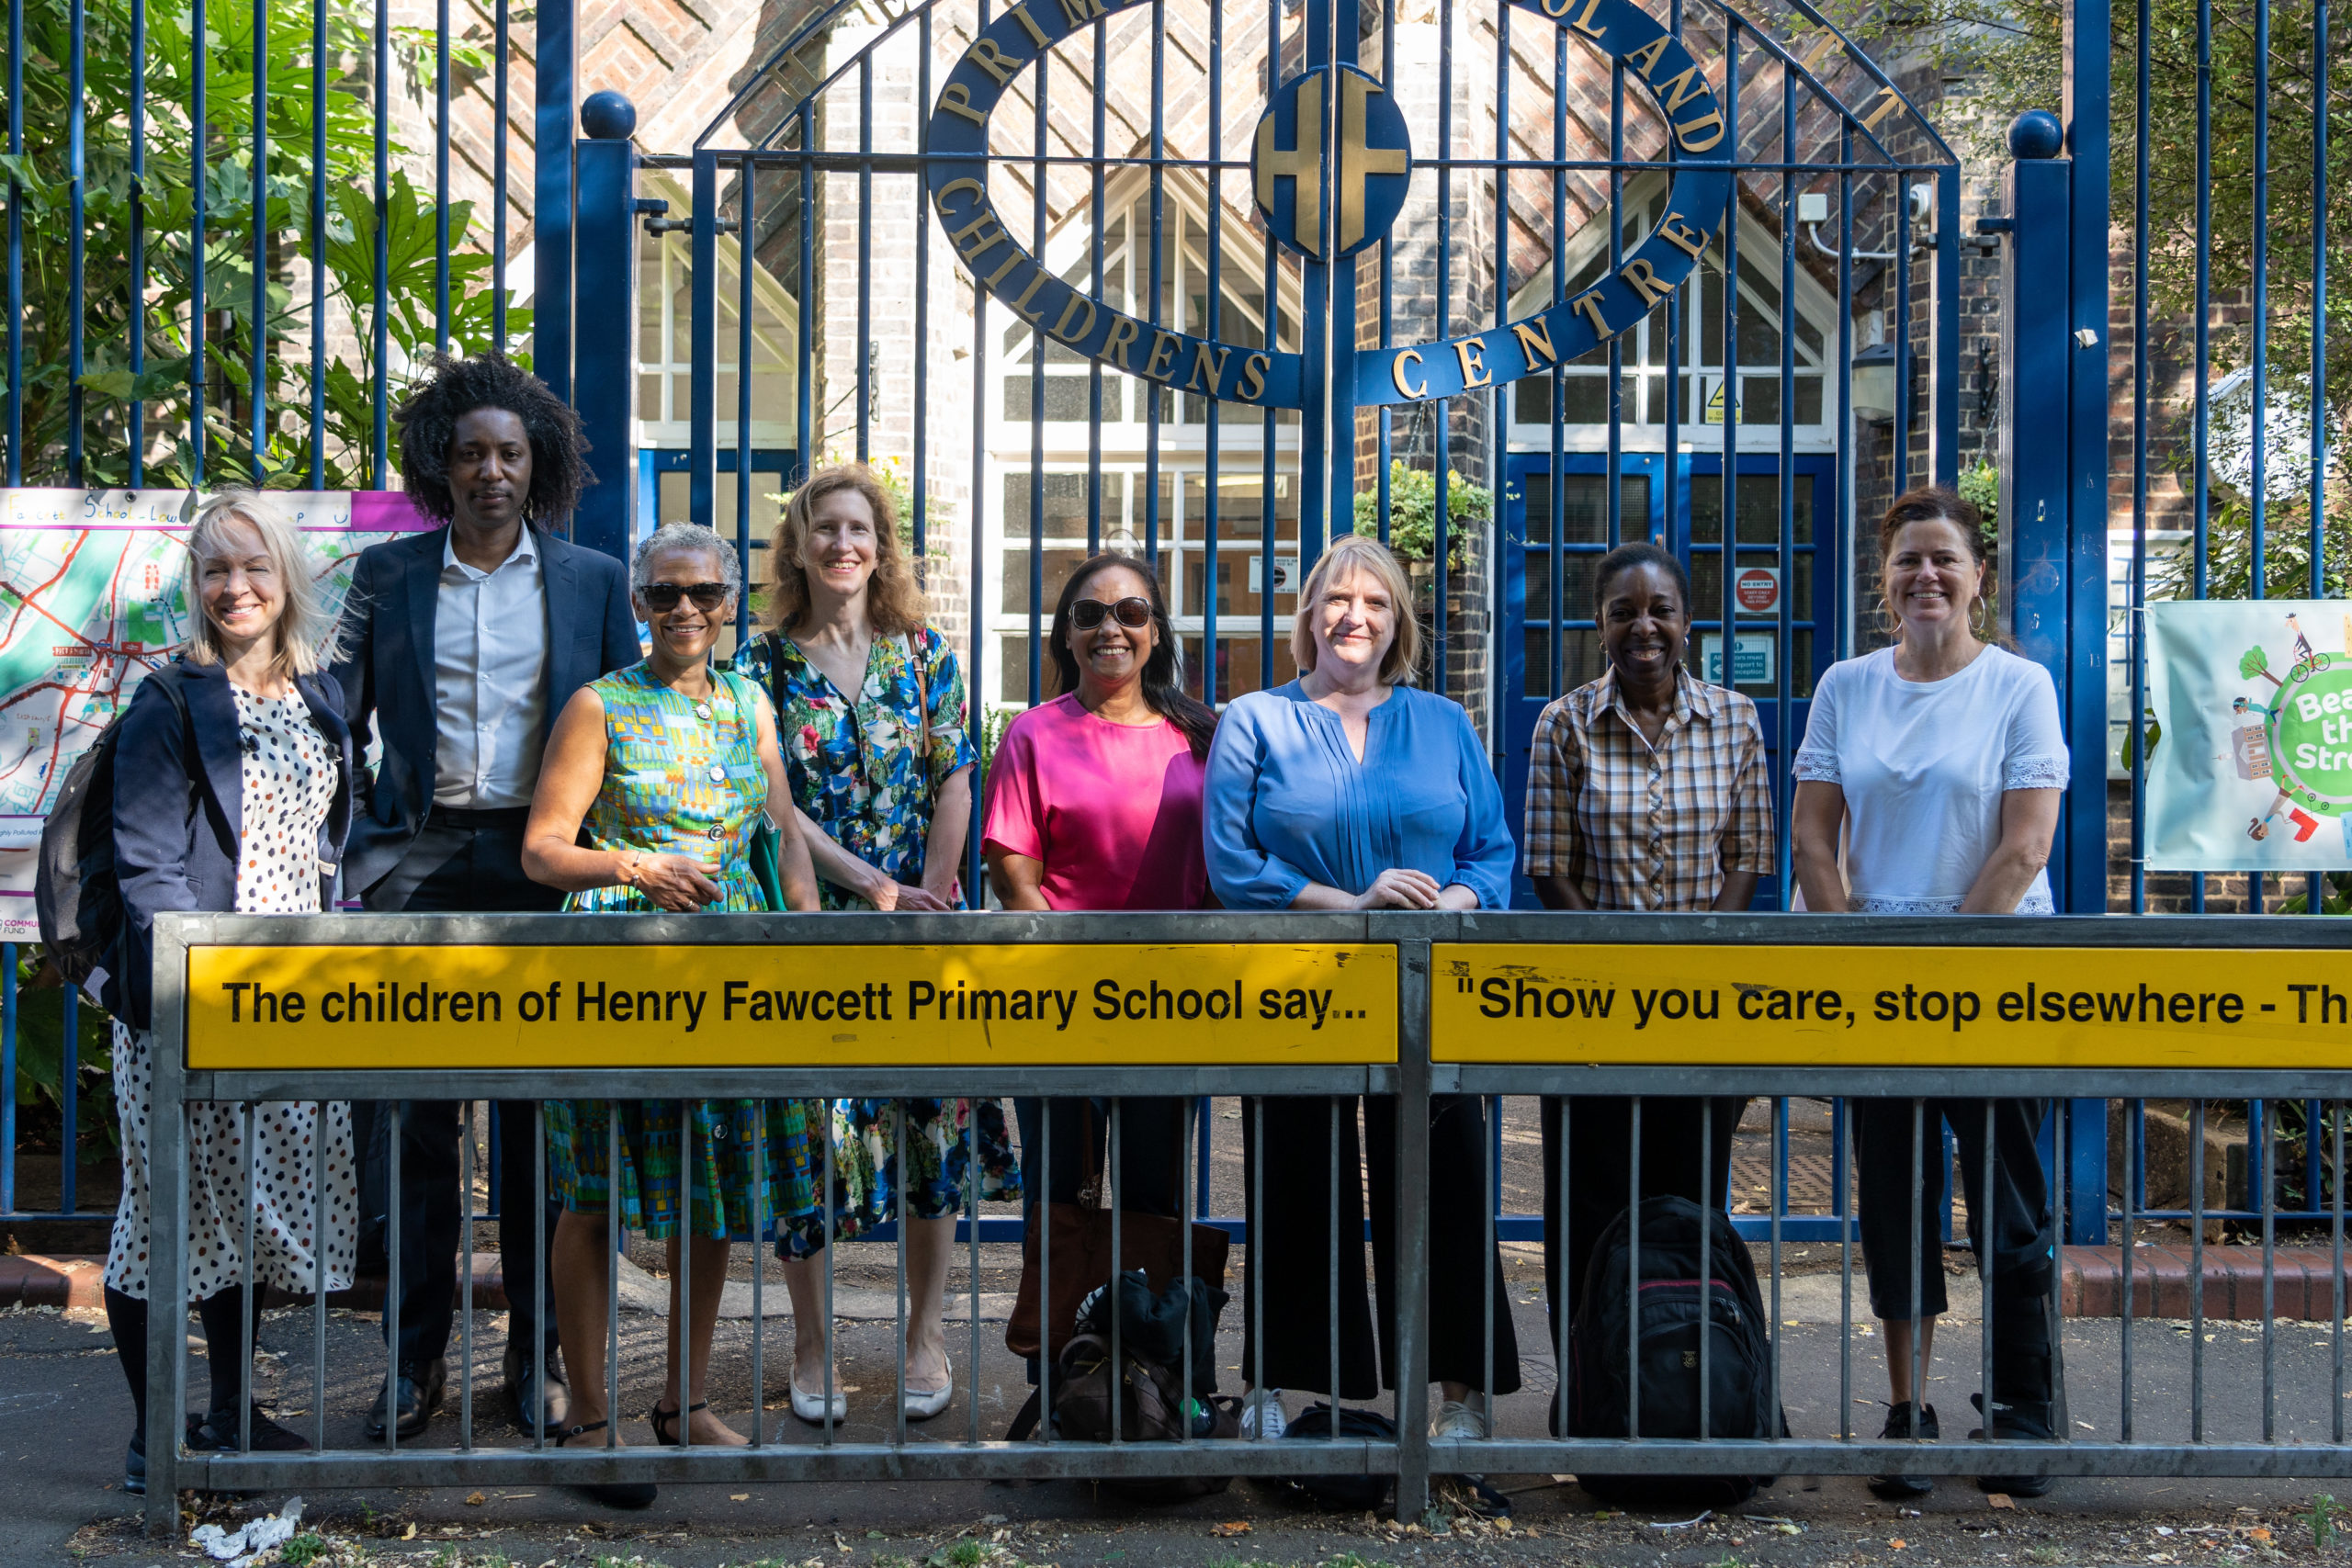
left=1252, top=70, right=1411, bottom=258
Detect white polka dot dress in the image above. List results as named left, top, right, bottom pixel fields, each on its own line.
left=105, top=684, right=358, bottom=1303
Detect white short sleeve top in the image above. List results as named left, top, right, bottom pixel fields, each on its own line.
left=1792, top=645, right=2069, bottom=914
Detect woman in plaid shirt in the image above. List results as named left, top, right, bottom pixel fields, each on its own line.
left=1521, top=540, right=1775, bottom=1427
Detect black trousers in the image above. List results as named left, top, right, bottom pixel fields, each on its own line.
left=1853, top=1097, right=2055, bottom=1405
left=1013, top=1096, right=1188, bottom=1218
left=364, top=815, right=566, bottom=1364
left=1239, top=1094, right=1519, bottom=1400
left=1540, top=1095, right=1746, bottom=1353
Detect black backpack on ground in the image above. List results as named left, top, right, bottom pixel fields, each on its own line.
left=1278, top=1403, right=1396, bottom=1512
left=37, top=669, right=190, bottom=1016
left=1566, top=1194, right=1784, bottom=1508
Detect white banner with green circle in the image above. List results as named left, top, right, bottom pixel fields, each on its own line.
left=2147, top=600, right=2352, bottom=871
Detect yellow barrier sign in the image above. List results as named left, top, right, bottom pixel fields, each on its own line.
left=183, top=942, right=1396, bottom=1068
left=1433, top=943, right=2352, bottom=1066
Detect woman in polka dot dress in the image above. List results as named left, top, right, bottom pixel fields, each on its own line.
left=523, top=522, right=821, bottom=1508
left=104, top=489, right=357, bottom=1493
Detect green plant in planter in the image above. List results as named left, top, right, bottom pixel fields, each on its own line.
left=1351, top=461, right=1497, bottom=566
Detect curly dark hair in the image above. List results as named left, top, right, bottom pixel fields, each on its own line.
left=393, top=352, right=593, bottom=525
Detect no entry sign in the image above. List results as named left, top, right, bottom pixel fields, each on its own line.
left=1734, top=565, right=1781, bottom=615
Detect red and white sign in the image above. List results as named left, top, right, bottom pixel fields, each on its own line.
left=1734, top=565, right=1781, bottom=615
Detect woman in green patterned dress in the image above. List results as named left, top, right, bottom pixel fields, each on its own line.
left=523, top=523, right=821, bottom=1498
left=736, top=465, right=1019, bottom=1424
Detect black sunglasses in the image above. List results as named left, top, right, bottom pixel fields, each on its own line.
left=641, top=581, right=729, bottom=612
left=1069, top=595, right=1154, bottom=631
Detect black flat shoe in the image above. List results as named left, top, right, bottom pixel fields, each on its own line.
left=1869, top=1400, right=1939, bottom=1498
left=365, top=1358, right=447, bottom=1440
left=649, top=1400, right=709, bottom=1447
left=1970, top=1393, right=2057, bottom=1500
left=556, top=1419, right=658, bottom=1510
left=188, top=1404, right=312, bottom=1452
left=503, top=1340, right=571, bottom=1438
left=123, top=1436, right=144, bottom=1495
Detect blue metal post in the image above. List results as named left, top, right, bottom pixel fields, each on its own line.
left=1997, top=154, right=2071, bottom=716
left=2064, top=0, right=2113, bottom=917
left=572, top=95, right=639, bottom=564
left=534, top=0, right=578, bottom=409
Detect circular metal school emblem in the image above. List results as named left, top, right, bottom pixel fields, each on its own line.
left=923, top=0, right=1734, bottom=412
left=1251, top=64, right=1413, bottom=261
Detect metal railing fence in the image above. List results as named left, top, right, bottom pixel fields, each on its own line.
left=138, top=908, right=2352, bottom=1535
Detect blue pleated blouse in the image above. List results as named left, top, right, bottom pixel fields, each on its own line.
left=1203, top=679, right=1517, bottom=911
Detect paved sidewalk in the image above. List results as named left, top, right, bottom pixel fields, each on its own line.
left=11, top=1255, right=2352, bottom=1568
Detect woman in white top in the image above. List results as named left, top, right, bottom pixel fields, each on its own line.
left=1791, top=485, right=2067, bottom=1501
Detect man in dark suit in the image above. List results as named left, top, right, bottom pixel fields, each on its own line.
left=334, top=354, right=639, bottom=1439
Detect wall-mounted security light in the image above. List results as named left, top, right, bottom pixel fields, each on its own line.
left=1851, top=341, right=1900, bottom=424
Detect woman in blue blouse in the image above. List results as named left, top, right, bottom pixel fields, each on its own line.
left=1204, top=532, right=1521, bottom=1444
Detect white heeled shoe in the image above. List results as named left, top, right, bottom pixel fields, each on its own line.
left=901, top=1372, right=954, bottom=1422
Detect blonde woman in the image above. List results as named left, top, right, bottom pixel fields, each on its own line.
left=103, top=489, right=357, bottom=1492
left=1202, top=533, right=1520, bottom=1444
left=733, top=466, right=1019, bottom=1422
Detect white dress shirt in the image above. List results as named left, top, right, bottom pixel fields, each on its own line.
left=433, top=528, right=550, bottom=808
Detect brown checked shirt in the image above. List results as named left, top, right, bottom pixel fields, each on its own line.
left=1522, top=666, right=1775, bottom=912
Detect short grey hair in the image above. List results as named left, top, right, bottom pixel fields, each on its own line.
left=631, top=522, right=740, bottom=598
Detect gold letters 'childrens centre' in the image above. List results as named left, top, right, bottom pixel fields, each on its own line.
left=923, top=0, right=1737, bottom=411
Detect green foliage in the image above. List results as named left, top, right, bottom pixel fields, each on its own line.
left=2, top=0, right=526, bottom=488
left=10, top=948, right=116, bottom=1156
left=928, top=1540, right=991, bottom=1568
left=1804, top=0, right=2349, bottom=448
left=1351, top=460, right=1498, bottom=564
left=2157, top=499, right=2352, bottom=604
left=2276, top=873, right=2352, bottom=914
left=2312, top=1493, right=2341, bottom=1548
left=977, top=704, right=1018, bottom=775
left=1958, top=460, right=1999, bottom=536
left=279, top=1533, right=331, bottom=1567
left=2241, top=643, right=2276, bottom=682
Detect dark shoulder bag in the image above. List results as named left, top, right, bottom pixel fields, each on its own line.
left=1004, top=1101, right=1230, bottom=1367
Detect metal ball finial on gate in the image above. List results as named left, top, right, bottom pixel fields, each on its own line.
left=581, top=90, right=639, bottom=141
left=2007, top=109, right=2064, bottom=160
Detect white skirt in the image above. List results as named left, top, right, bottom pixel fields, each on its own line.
left=104, top=1021, right=359, bottom=1303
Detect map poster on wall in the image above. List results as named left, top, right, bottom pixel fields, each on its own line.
left=2146, top=600, right=2352, bottom=872
left=0, top=490, right=433, bottom=938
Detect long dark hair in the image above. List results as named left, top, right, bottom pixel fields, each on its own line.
left=1046, top=552, right=1219, bottom=761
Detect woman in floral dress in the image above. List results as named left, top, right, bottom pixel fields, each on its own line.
left=523, top=523, right=821, bottom=1505
left=735, top=464, right=1019, bottom=1422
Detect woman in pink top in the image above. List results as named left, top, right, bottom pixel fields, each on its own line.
left=983, top=552, right=1217, bottom=1400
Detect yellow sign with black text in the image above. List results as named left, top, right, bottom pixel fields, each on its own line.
left=184, top=943, right=1396, bottom=1069
left=1433, top=943, right=2352, bottom=1066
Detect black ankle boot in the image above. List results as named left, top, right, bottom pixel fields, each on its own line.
left=1970, top=1393, right=2057, bottom=1499
left=1870, top=1400, right=1939, bottom=1498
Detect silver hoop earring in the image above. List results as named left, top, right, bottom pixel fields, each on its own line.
left=1970, top=596, right=1990, bottom=637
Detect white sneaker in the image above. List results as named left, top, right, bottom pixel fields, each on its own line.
left=1430, top=1398, right=1487, bottom=1441
left=1240, top=1389, right=1286, bottom=1440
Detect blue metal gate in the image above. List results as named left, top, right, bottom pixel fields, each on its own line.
left=0, top=0, right=2334, bottom=1271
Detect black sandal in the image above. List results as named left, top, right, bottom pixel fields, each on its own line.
left=648, top=1401, right=709, bottom=1448
left=555, top=1419, right=658, bottom=1510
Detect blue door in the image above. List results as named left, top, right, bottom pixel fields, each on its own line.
left=1500, top=451, right=1840, bottom=908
